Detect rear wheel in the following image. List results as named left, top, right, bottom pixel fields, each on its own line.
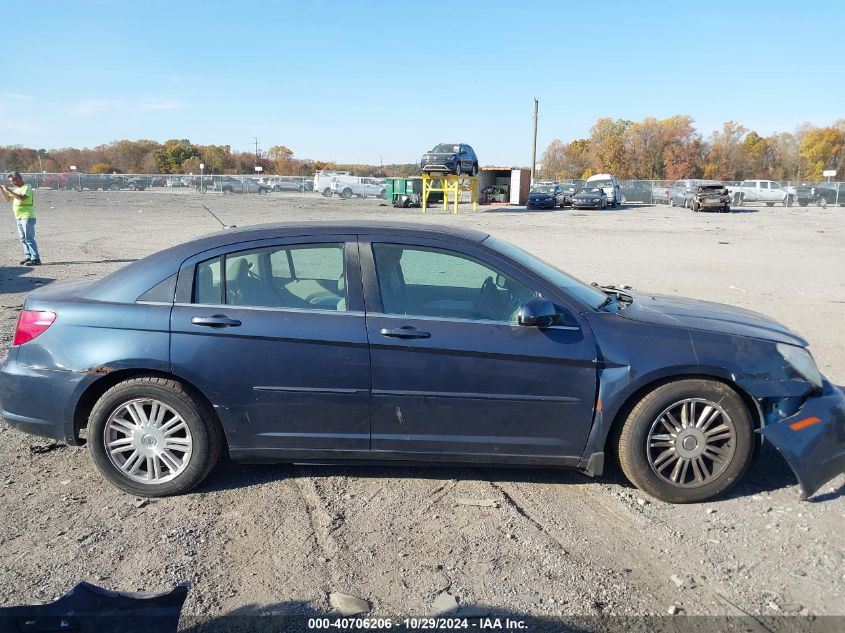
left=471, top=162, right=478, bottom=177
left=341, top=188, right=353, bottom=199
left=322, top=188, right=332, bottom=197
left=669, top=197, right=675, bottom=207
left=87, top=377, right=224, bottom=497
left=617, top=379, right=754, bottom=503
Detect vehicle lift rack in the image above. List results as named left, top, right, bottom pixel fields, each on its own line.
left=421, top=173, right=478, bottom=213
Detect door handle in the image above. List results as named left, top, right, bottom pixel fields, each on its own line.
left=379, top=326, right=431, bottom=340
left=191, top=315, right=242, bottom=328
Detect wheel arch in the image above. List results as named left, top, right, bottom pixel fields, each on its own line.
left=73, top=368, right=225, bottom=446
left=594, top=371, right=763, bottom=470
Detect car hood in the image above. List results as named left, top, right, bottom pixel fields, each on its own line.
left=620, top=291, right=807, bottom=346
left=422, top=152, right=456, bottom=161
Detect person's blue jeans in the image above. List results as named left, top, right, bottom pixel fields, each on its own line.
left=16, top=217, right=40, bottom=261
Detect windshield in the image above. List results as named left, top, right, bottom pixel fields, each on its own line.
left=530, top=186, right=554, bottom=194
left=484, top=236, right=608, bottom=310
left=432, top=144, right=459, bottom=153
left=580, top=187, right=603, bottom=194
left=587, top=179, right=612, bottom=188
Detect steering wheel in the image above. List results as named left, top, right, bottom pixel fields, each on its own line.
left=472, top=276, right=501, bottom=320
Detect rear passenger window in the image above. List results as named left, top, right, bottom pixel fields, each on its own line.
left=194, top=257, right=222, bottom=304
left=192, top=244, right=347, bottom=311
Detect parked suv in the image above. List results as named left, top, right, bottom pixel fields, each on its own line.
left=585, top=174, right=622, bottom=207
left=690, top=183, right=731, bottom=212
left=420, top=143, right=479, bottom=176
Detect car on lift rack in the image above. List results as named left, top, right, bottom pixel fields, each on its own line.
left=1, top=222, right=842, bottom=503
left=420, top=143, right=479, bottom=176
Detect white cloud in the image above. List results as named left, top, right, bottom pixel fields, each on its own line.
left=70, top=99, right=123, bottom=116
left=0, top=92, right=32, bottom=101
left=138, top=98, right=188, bottom=112
left=70, top=97, right=188, bottom=116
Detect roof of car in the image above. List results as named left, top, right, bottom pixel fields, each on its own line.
left=81, top=221, right=491, bottom=303
left=204, top=221, right=488, bottom=243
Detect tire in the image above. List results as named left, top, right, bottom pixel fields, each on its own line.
left=341, top=188, right=353, bottom=199
left=722, top=205, right=730, bottom=213
left=734, top=193, right=743, bottom=206
left=322, top=188, right=332, bottom=197
left=454, top=162, right=462, bottom=176
left=223, top=186, right=233, bottom=194
left=669, top=197, right=675, bottom=207
left=799, top=200, right=808, bottom=207
left=820, top=197, right=828, bottom=209
left=784, top=195, right=793, bottom=207
left=765, top=202, right=774, bottom=207
left=128, top=184, right=137, bottom=191
left=274, top=185, right=282, bottom=192
left=402, top=197, right=411, bottom=208
left=87, top=377, right=224, bottom=497
left=691, top=200, right=700, bottom=212
left=379, top=189, right=386, bottom=199
left=617, top=379, right=754, bottom=503
left=471, top=163, right=478, bottom=177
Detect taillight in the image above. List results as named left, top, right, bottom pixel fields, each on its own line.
left=13, top=310, right=56, bottom=346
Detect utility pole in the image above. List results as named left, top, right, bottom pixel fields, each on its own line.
left=530, top=98, right=539, bottom=185
left=254, top=137, right=260, bottom=166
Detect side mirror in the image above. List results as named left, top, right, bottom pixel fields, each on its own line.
left=518, top=298, right=561, bottom=328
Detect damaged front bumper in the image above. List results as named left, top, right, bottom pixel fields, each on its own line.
left=758, top=380, right=845, bottom=499
left=0, top=581, right=188, bottom=633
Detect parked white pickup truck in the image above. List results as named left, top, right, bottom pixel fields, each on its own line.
left=726, top=180, right=793, bottom=207
left=331, top=176, right=387, bottom=199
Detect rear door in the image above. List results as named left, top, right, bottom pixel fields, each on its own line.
left=360, top=237, right=597, bottom=461
left=170, top=235, right=371, bottom=454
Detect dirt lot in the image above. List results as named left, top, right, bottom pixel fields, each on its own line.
left=0, top=190, right=843, bottom=631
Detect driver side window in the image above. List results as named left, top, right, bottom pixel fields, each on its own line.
left=372, top=244, right=537, bottom=322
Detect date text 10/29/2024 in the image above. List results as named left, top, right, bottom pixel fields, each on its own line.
left=308, top=617, right=529, bottom=630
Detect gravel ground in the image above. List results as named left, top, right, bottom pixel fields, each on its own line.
left=0, top=190, right=843, bottom=630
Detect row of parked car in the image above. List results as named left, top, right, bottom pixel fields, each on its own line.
left=528, top=174, right=625, bottom=209
left=654, top=179, right=843, bottom=209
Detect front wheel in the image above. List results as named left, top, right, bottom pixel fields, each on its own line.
left=87, top=377, right=224, bottom=497
left=341, top=188, right=353, bottom=199
left=471, top=163, right=478, bottom=177
left=454, top=162, right=462, bottom=176
left=617, top=379, right=754, bottom=503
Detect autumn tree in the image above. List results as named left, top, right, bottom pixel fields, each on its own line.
left=268, top=145, right=295, bottom=175
left=589, top=118, right=630, bottom=176
left=624, top=117, right=664, bottom=179
left=540, top=139, right=567, bottom=179
left=703, top=121, right=748, bottom=180
left=799, top=126, right=844, bottom=180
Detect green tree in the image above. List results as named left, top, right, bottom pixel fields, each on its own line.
left=589, top=118, right=630, bottom=176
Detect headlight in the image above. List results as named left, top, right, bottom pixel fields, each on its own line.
left=776, top=343, right=823, bottom=388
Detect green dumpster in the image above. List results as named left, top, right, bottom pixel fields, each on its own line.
left=385, top=177, right=442, bottom=207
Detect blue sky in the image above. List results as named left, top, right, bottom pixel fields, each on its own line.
left=1, top=0, right=842, bottom=165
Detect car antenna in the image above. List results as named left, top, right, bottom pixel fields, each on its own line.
left=200, top=203, right=236, bottom=229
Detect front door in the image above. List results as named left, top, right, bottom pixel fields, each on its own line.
left=170, top=236, right=370, bottom=454
left=361, top=239, right=597, bottom=460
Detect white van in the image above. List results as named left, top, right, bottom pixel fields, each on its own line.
left=586, top=174, right=622, bottom=207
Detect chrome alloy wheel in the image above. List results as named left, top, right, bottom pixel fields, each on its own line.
left=646, top=398, right=736, bottom=487
left=104, top=398, right=193, bottom=483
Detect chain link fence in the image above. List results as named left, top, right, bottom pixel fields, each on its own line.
left=5, top=171, right=844, bottom=207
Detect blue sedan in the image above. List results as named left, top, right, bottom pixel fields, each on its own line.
left=1, top=222, right=842, bottom=502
